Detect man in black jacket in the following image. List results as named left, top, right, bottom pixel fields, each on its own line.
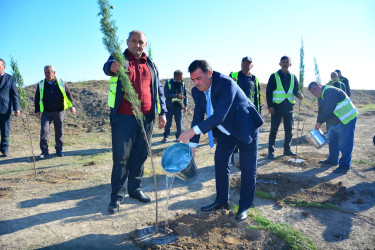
left=335, top=69, right=350, bottom=97
left=0, top=59, right=20, bottom=157
left=35, top=65, right=75, bottom=159
left=162, top=70, right=187, bottom=142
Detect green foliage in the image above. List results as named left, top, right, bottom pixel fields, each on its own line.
left=10, top=57, right=28, bottom=109
left=299, top=38, right=305, bottom=94
left=255, top=190, right=275, bottom=200
left=97, top=0, right=142, bottom=120
left=313, top=57, right=321, bottom=84
left=285, top=200, right=343, bottom=211
left=248, top=208, right=317, bottom=250
left=147, top=45, right=153, bottom=61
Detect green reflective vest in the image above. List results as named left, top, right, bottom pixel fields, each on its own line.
left=230, top=71, right=260, bottom=111
left=167, top=79, right=185, bottom=104
left=272, top=72, right=295, bottom=104
left=322, top=86, right=358, bottom=125
left=39, top=79, right=72, bottom=113
left=108, top=59, right=161, bottom=114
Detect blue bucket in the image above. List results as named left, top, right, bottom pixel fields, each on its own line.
left=161, top=143, right=197, bottom=181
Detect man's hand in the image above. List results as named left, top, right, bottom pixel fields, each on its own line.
left=184, top=107, right=187, bottom=113
left=315, top=123, right=322, bottom=130
left=231, top=77, right=238, bottom=82
left=268, top=107, right=275, bottom=115
left=298, top=93, right=304, bottom=100
left=178, top=128, right=196, bottom=143
left=14, top=110, right=20, bottom=117
left=158, top=114, right=166, bottom=129
left=190, top=147, right=196, bottom=157
left=70, top=107, right=76, bottom=114
left=177, top=93, right=185, bottom=99
left=110, top=61, right=121, bottom=74
left=35, top=112, right=41, bottom=119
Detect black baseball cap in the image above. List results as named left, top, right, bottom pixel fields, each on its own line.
left=242, top=56, right=252, bottom=62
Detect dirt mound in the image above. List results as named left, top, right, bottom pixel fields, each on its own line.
left=134, top=210, right=287, bottom=249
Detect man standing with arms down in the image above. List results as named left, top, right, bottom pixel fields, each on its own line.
left=179, top=60, right=263, bottom=221
left=103, top=30, right=167, bottom=214
left=162, top=70, right=187, bottom=143
left=308, top=81, right=358, bottom=173
left=229, top=56, right=261, bottom=113
left=335, top=69, right=350, bottom=97
left=35, top=65, right=75, bottom=159
left=0, top=59, right=20, bottom=157
left=328, top=71, right=346, bottom=94
left=266, top=56, right=303, bottom=160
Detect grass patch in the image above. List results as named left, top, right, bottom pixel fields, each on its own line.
left=248, top=208, right=317, bottom=250
left=356, top=103, right=375, bottom=111
left=352, top=159, right=375, bottom=166
left=255, top=190, right=276, bottom=200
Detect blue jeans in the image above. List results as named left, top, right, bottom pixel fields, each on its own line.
left=327, top=117, right=357, bottom=169
left=110, top=112, right=154, bottom=202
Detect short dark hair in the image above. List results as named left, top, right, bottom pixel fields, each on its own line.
left=174, top=70, right=183, bottom=76
left=0, top=58, right=5, bottom=67
left=308, top=81, right=319, bottom=90
left=335, top=69, right=341, bottom=74
left=188, top=60, right=212, bottom=73
left=280, top=56, right=291, bottom=62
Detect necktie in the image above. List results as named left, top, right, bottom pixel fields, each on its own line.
left=205, top=91, right=215, bottom=148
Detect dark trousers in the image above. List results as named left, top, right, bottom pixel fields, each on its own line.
left=40, top=111, right=65, bottom=153
left=110, top=112, right=154, bottom=202
left=268, top=111, right=293, bottom=152
left=214, top=130, right=258, bottom=213
left=0, top=112, right=11, bottom=153
left=163, top=105, right=183, bottom=139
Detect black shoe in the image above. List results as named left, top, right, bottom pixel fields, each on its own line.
left=201, top=202, right=229, bottom=211
left=2, top=151, right=8, bottom=157
left=56, top=151, right=64, bottom=157
left=333, top=166, right=349, bottom=174
left=319, top=159, right=337, bottom=165
left=40, top=152, right=49, bottom=159
left=284, top=150, right=297, bottom=156
left=108, top=200, right=120, bottom=214
left=236, top=210, right=248, bottom=221
left=268, top=152, right=275, bottom=160
left=129, top=190, right=151, bottom=203
left=161, top=137, right=168, bottom=143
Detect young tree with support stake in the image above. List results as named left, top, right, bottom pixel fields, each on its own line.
left=10, top=57, right=37, bottom=177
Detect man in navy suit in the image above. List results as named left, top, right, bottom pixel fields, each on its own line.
left=0, top=59, right=20, bottom=157
left=179, top=60, right=263, bottom=221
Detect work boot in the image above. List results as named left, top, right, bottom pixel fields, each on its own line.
left=284, top=150, right=296, bottom=156
left=161, top=137, right=168, bottom=143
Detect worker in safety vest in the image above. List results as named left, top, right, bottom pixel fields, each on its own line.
left=327, top=71, right=346, bottom=94
left=162, top=70, right=187, bottom=143
left=103, top=30, right=167, bottom=214
left=266, top=56, right=303, bottom=160
left=308, top=81, right=358, bottom=174
left=35, top=65, right=75, bottom=159
left=229, top=56, right=261, bottom=113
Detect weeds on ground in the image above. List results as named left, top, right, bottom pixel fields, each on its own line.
left=248, top=208, right=317, bottom=250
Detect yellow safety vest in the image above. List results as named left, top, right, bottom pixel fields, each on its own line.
left=168, top=79, right=185, bottom=104
left=272, top=72, right=295, bottom=104
left=322, top=86, right=358, bottom=125
left=230, top=71, right=260, bottom=112
left=39, top=79, right=72, bottom=113
left=108, top=59, right=161, bottom=114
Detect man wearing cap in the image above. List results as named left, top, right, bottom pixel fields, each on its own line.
left=229, top=57, right=261, bottom=113
left=335, top=69, right=350, bottom=97
left=162, top=70, right=188, bottom=143
left=308, top=81, right=358, bottom=173
left=0, top=59, right=20, bottom=157
left=266, top=56, right=303, bottom=160
left=327, top=72, right=346, bottom=94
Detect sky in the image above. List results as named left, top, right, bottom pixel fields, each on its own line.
left=2, top=0, right=375, bottom=90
